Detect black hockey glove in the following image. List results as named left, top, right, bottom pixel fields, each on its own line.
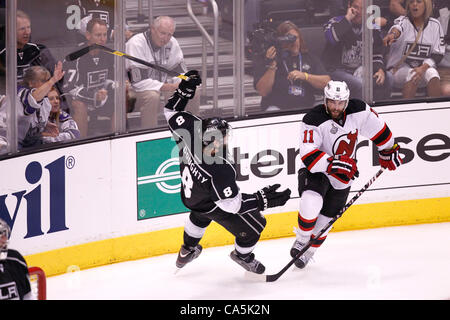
left=254, top=184, right=291, bottom=211
left=176, top=70, right=202, bottom=99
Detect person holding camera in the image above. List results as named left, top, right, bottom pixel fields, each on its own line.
left=253, top=21, right=330, bottom=112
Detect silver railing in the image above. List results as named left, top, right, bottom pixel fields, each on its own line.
left=233, top=0, right=245, bottom=117
left=186, top=0, right=219, bottom=112
left=5, top=0, right=17, bottom=154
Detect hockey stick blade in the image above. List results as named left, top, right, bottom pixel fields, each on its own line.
left=65, top=45, right=96, bottom=61
left=264, top=168, right=385, bottom=282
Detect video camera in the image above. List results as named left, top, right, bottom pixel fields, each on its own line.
left=247, top=21, right=297, bottom=59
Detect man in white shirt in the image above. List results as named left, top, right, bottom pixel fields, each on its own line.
left=126, top=16, right=200, bottom=129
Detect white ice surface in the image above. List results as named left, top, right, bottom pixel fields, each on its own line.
left=46, top=222, right=450, bottom=300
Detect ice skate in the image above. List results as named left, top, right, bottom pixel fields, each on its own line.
left=230, top=250, right=265, bottom=274
left=290, top=229, right=315, bottom=269
left=175, top=244, right=202, bottom=269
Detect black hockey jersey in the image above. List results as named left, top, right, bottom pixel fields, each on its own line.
left=167, top=111, right=240, bottom=212
left=323, top=15, right=386, bottom=73
left=0, top=249, right=31, bottom=300
left=77, top=0, right=114, bottom=42
left=164, top=103, right=260, bottom=215
left=0, top=43, right=58, bottom=82
left=63, top=49, right=115, bottom=109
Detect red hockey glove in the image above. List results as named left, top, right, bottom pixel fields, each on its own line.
left=379, top=143, right=402, bottom=170
left=326, top=155, right=359, bottom=183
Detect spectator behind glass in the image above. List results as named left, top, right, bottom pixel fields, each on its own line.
left=253, top=21, right=330, bottom=112
left=383, top=0, right=445, bottom=99
left=126, top=16, right=200, bottom=129
left=77, top=0, right=114, bottom=44
left=42, top=87, right=80, bottom=144
left=0, top=10, right=67, bottom=109
left=323, top=0, right=393, bottom=101
left=17, top=63, right=65, bottom=150
left=63, top=18, right=115, bottom=138
left=434, top=0, right=450, bottom=96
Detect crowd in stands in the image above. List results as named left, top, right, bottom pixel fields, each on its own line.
left=0, top=0, right=449, bottom=153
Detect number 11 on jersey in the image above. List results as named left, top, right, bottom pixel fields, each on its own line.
left=303, top=130, right=314, bottom=143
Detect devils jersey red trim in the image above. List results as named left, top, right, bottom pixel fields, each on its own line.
left=371, top=123, right=392, bottom=147
left=301, top=149, right=326, bottom=171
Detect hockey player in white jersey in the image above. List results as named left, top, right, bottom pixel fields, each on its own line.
left=291, top=80, right=403, bottom=269
left=383, top=0, right=445, bottom=98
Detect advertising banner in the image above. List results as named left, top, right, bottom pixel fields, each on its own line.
left=1, top=102, right=448, bottom=256
left=136, top=138, right=188, bottom=220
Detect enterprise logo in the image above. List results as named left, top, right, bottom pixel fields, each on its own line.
left=137, top=158, right=181, bottom=194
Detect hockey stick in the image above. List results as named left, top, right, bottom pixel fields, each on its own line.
left=263, top=167, right=385, bottom=282
left=65, top=44, right=188, bottom=80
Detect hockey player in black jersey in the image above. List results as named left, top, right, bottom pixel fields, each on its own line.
left=291, top=80, right=403, bottom=269
left=164, top=70, right=291, bottom=274
left=0, top=219, right=32, bottom=300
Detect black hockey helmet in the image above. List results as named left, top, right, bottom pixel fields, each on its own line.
left=0, top=218, right=10, bottom=260
left=201, top=117, right=230, bottom=147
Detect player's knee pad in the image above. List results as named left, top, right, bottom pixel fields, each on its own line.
left=299, top=190, right=323, bottom=221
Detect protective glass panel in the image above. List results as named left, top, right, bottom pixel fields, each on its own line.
left=124, top=0, right=207, bottom=131
left=14, top=0, right=117, bottom=147
left=374, top=0, right=450, bottom=103
left=243, top=0, right=359, bottom=115
left=0, top=1, right=6, bottom=155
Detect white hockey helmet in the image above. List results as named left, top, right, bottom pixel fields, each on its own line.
left=0, top=218, right=10, bottom=260
left=324, top=80, right=350, bottom=110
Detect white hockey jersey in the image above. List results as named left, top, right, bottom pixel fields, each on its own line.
left=386, top=16, right=445, bottom=69
left=125, top=31, right=186, bottom=92
left=17, top=86, right=51, bottom=149
left=42, top=110, right=81, bottom=144
left=300, top=99, right=395, bottom=190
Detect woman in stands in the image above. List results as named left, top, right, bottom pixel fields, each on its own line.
left=383, top=0, right=445, bottom=98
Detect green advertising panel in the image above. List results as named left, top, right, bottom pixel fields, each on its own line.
left=136, top=138, right=188, bottom=220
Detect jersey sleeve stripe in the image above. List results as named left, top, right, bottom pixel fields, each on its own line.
left=370, top=123, right=392, bottom=147
left=301, top=149, right=326, bottom=171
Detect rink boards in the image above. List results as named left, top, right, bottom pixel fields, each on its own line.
left=1, top=101, right=449, bottom=277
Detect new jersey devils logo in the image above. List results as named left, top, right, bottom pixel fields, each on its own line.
left=333, top=129, right=358, bottom=157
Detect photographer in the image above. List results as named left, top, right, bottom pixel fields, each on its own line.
left=253, top=21, right=330, bottom=112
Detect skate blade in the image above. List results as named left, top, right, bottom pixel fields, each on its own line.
left=174, top=267, right=183, bottom=275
